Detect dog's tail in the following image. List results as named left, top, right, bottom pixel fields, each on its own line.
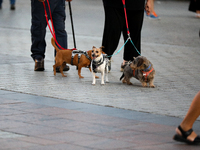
left=51, top=37, right=60, bottom=52
left=120, top=73, right=124, bottom=81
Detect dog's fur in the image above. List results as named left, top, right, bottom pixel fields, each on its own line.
left=51, top=37, right=94, bottom=78
left=120, top=56, right=155, bottom=87
left=91, top=46, right=109, bottom=85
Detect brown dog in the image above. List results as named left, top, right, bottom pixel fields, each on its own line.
left=120, top=56, right=155, bottom=87
left=51, top=37, right=94, bottom=78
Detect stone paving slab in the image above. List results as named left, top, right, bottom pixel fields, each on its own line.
left=0, top=90, right=200, bottom=149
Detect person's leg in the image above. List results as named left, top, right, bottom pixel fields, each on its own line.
left=0, top=0, right=3, bottom=9
left=102, top=6, right=123, bottom=59
left=30, top=0, right=47, bottom=61
left=52, top=0, right=67, bottom=55
left=10, top=0, right=15, bottom=5
left=176, top=91, right=200, bottom=141
left=196, top=0, right=200, bottom=18
left=10, top=0, right=15, bottom=10
left=51, top=0, right=69, bottom=72
left=123, top=10, right=144, bottom=62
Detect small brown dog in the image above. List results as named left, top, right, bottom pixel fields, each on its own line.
left=51, top=37, right=93, bottom=78
left=120, top=56, right=155, bottom=87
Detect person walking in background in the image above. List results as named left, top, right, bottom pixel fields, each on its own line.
left=189, top=0, right=200, bottom=18
left=145, top=0, right=159, bottom=19
left=101, top=0, right=153, bottom=72
left=173, top=91, right=200, bottom=145
left=0, top=0, right=16, bottom=10
left=31, top=0, right=71, bottom=71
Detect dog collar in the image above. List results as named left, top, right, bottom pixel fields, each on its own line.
left=143, top=64, right=151, bottom=72
left=92, top=55, right=106, bottom=73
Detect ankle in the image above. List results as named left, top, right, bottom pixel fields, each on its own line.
left=122, top=60, right=128, bottom=65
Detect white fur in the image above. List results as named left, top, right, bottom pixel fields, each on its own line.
left=92, top=54, right=109, bottom=85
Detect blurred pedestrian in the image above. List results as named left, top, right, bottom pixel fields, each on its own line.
left=31, top=0, right=72, bottom=71
left=173, top=91, right=200, bottom=145
left=0, top=0, right=16, bottom=10
left=101, top=0, right=153, bottom=72
left=189, top=0, right=200, bottom=18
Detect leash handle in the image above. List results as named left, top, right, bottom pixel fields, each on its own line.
left=43, top=0, right=66, bottom=50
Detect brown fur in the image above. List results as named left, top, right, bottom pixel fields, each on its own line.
left=120, top=56, right=155, bottom=88
left=51, top=37, right=95, bottom=78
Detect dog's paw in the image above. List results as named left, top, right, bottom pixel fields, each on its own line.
left=149, top=85, right=155, bottom=88
left=101, top=82, right=105, bottom=85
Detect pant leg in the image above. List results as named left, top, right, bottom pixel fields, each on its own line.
left=102, top=6, right=124, bottom=59
left=30, top=0, right=47, bottom=60
left=51, top=0, right=67, bottom=56
left=10, top=0, right=15, bottom=5
left=123, top=10, right=144, bottom=61
left=0, top=0, right=3, bottom=7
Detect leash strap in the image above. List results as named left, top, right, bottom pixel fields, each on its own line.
left=122, top=0, right=130, bottom=36
left=107, top=0, right=141, bottom=58
left=43, top=0, right=71, bottom=50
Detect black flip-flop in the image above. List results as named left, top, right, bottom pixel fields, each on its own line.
left=173, top=125, right=200, bottom=145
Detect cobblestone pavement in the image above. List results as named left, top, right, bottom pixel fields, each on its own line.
left=0, top=0, right=199, bottom=118
left=0, top=0, right=200, bottom=149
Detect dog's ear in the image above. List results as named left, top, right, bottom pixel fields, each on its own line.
left=92, top=46, right=96, bottom=49
left=133, top=57, right=136, bottom=60
left=137, top=58, right=144, bottom=67
left=100, top=46, right=105, bottom=49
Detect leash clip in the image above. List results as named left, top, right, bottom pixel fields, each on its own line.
left=127, top=33, right=131, bottom=40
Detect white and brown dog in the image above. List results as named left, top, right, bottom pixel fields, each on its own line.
left=91, top=46, right=109, bottom=85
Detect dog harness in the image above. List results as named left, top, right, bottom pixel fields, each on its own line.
left=141, top=64, right=154, bottom=82
left=92, top=54, right=108, bottom=73
left=132, top=64, right=154, bottom=81
left=71, top=50, right=91, bottom=67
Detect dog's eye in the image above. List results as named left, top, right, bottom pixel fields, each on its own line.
left=96, top=51, right=99, bottom=53
left=92, top=50, right=94, bottom=53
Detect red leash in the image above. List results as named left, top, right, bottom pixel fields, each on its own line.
left=122, top=0, right=130, bottom=36
left=43, top=0, right=76, bottom=50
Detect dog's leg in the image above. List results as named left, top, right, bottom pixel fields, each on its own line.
left=89, top=67, right=99, bottom=78
left=60, top=63, right=67, bottom=77
left=101, top=71, right=105, bottom=85
left=92, top=72, right=96, bottom=85
left=105, top=67, right=109, bottom=83
left=149, top=79, right=155, bottom=88
left=53, top=65, right=57, bottom=76
left=122, top=78, right=126, bottom=83
left=141, top=81, right=148, bottom=87
left=78, top=66, right=84, bottom=78
left=126, top=78, right=132, bottom=85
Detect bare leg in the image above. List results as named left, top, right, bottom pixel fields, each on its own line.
left=176, top=91, right=200, bottom=141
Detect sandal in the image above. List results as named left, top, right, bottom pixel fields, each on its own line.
left=173, top=125, right=200, bottom=145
